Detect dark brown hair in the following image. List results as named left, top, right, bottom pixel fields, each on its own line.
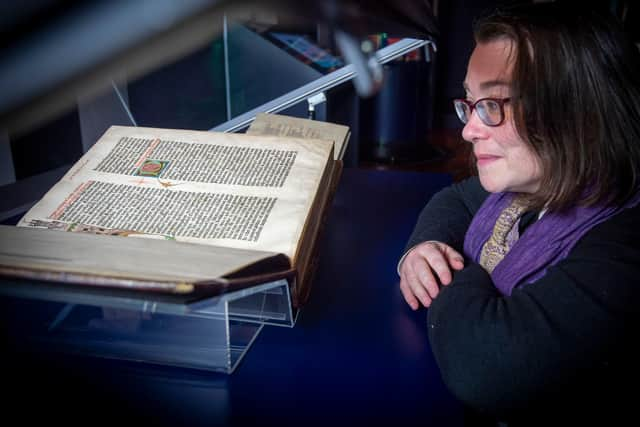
left=473, top=3, right=640, bottom=211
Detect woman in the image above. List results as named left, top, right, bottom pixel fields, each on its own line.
left=397, top=3, right=640, bottom=425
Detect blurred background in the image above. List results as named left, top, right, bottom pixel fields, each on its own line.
left=1, top=0, right=638, bottom=224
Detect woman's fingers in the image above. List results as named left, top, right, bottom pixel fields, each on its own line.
left=405, top=256, right=440, bottom=306
left=439, top=243, right=466, bottom=272
left=398, top=241, right=465, bottom=309
left=414, top=243, right=455, bottom=285
left=399, top=270, right=423, bottom=310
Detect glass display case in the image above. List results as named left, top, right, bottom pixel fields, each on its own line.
left=1, top=278, right=294, bottom=373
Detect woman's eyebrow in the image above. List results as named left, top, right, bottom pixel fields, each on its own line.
left=463, top=80, right=510, bottom=96
left=479, top=80, right=510, bottom=91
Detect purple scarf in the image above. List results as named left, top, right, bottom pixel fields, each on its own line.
left=464, top=191, right=640, bottom=296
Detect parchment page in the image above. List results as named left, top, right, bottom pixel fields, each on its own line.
left=247, top=113, right=350, bottom=160
left=18, top=125, right=334, bottom=259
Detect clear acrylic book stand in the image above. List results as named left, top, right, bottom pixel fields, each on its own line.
left=0, top=278, right=295, bottom=374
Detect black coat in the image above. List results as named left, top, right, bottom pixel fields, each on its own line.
left=404, top=176, right=640, bottom=426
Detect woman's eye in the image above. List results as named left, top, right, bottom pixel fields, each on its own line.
left=485, top=101, right=500, bottom=113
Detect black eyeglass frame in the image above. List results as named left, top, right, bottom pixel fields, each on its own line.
left=453, top=97, right=511, bottom=127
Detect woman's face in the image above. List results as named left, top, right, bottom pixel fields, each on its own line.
left=462, top=38, right=542, bottom=194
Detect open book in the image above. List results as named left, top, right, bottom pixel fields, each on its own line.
left=0, top=118, right=347, bottom=307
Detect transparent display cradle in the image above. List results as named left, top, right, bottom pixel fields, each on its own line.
left=0, top=278, right=294, bottom=374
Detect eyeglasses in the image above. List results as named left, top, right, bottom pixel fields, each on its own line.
left=453, top=97, right=511, bottom=127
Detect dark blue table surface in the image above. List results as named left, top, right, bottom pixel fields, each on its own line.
left=3, top=167, right=463, bottom=426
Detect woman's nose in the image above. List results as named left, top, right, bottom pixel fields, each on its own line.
left=461, top=110, right=488, bottom=143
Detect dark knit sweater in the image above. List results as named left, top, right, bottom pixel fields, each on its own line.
left=405, top=176, right=640, bottom=425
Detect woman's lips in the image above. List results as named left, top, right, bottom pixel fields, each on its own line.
left=475, top=154, right=501, bottom=167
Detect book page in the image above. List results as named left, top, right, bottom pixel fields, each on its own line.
left=247, top=113, right=350, bottom=160
left=18, top=125, right=334, bottom=260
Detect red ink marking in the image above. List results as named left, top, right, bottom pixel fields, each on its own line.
left=134, top=138, right=161, bottom=168
left=50, top=181, right=92, bottom=220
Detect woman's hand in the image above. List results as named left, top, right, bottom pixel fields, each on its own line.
left=399, top=241, right=465, bottom=310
